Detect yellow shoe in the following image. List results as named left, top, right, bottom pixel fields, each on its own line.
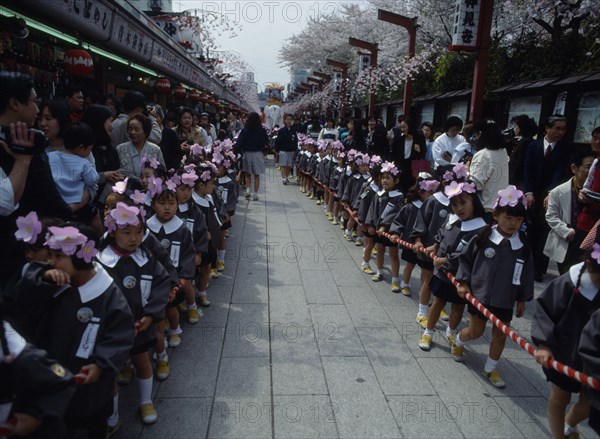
left=198, top=294, right=211, bottom=307
left=354, top=239, right=363, bottom=247
left=566, top=432, right=581, bottom=439
left=339, top=223, right=345, bottom=230
left=327, top=213, right=334, bottom=221
left=308, top=194, right=314, bottom=199
left=419, top=334, right=432, bottom=351
left=440, top=308, right=449, bottom=321
left=401, top=286, right=411, bottom=297
left=117, top=365, right=133, bottom=385
left=300, top=188, right=306, bottom=193
left=332, top=218, right=339, bottom=225
left=416, top=315, right=428, bottom=329
left=371, top=273, right=384, bottom=282
left=224, top=230, right=230, bottom=238
left=446, top=333, right=456, bottom=347
left=156, top=359, right=169, bottom=381
left=187, top=307, right=201, bottom=324
left=168, top=333, right=182, bottom=347
left=483, top=369, right=506, bottom=388
left=216, top=261, right=225, bottom=272
left=210, top=268, right=220, bottom=279
left=351, top=230, right=358, bottom=238
left=316, top=199, right=322, bottom=205
left=177, top=302, right=187, bottom=313
left=140, top=403, right=158, bottom=424
left=371, top=248, right=377, bottom=256
left=361, top=264, right=375, bottom=275
left=391, top=282, right=401, bottom=293
left=451, top=342, right=464, bottom=362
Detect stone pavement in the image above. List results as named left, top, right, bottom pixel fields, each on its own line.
left=114, top=160, right=596, bottom=439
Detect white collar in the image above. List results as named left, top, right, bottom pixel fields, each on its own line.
left=218, top=175, right=232, bottom=184
left=388, top=190, right=402, bottom=198
left=1, top=322, right=26, bottom=361
left=144, top=193, right=152, bottom=207
left=325, top=155, right=332, bottom=160
left=179, top=202, right=189, bottom=213
left=569, top=262, right=599, bottom=301
left=192, top=191, right=209, bottom=207
left=78, top=264, right=114, bottom=303
left=306, top=152, right=312, bottom=157
left=412, top=200, right=423, bottom=208
left=96, top=246, right=149, bottom=268
left=317, top=157, right=322, bottom=162
left=460, top=217, right=487, bottom=232
left=433, top=191, right=450, bottom=206
left=369, top=182, right=380, bottom=192
left=447, top=213, right=460, bottom=226
left=361, top=172, right=370, bottom=178
left=489, top=225, right=523, bottom=250
left=337, top=166, right=344, bottom=172
left=147, top=214, right=184, bottom=234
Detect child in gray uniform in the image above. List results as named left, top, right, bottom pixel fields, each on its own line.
left=453, top=185, right=534, bottom=388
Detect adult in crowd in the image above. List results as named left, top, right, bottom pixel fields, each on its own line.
left=391, top=116, right=426, bottom=191
left=153, top=104, right=181, bottom=171
left=236, top=112, right=268, bottom=200
left=469, top=119, right=509, bottom=216
left=200, top=112, right=217, bottom=144
left=275, top=113, right=297, bottom=185
left=451, top=123, right=476, bottom=164
left=116, top=114, right=165, bottom=180
left=524, top=114, right=570, bottom=282
left=431, top=116, right=465, bottom=174
left=111, top=90, right=162, bottom=146
left=545, top=150, right=594, bottom=274
left=0, top=72, right=71, bottom=286
left=577, top=127, right=600, bottom=245
left=174, top=108, right=207, bottom=159
left=344, top=118, right=367, bottom=152
left=227, top=112, right=243, bottom=139
left=81, top=104, right=124, bottom=203
left=214, top=112, right=229, bottom=141
left=421, top=121, right=435, bottom=163
left=318, top=117, right=339, bottom=143
left=63, top=84, right=84, bottom=123
left=508, top=115, right=538, bottom=190
left=366, top=117, right=389, bottom=158
left=104, top=93, right=122, bottom=120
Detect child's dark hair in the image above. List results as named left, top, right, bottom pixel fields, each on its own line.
left=450, top=190, right=486, bottom=219
left=574, top=250, right=600, bottom=293
left=493, top=201, right=527, bottom=218
left=142, top=160, right=168, bottom=179
left=405, top=184, right=419, bottom=203
left=63, top=122, right=96, bottom=151
left=152, top=188, right=177, bottom=203
left=370, top=164, right=382, bottom=180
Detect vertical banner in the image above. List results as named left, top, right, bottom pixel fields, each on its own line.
left=449, top=0, right=481, bottom=51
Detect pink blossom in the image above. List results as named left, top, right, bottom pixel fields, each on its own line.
left=15, top=211, right=42, bottom=243
left=76, top=240, right=98, bottom=263
left=497, top=185, right=524, bottom=207
left=111, top=202, right=140, bottom=227
left=213, top=150, right=225, bottom=163
left=182, top=172, right=198, bottom=187
left=200, top=170, right=212, bottom=182
left=593, top=243, right=600, bottom=265
left=381, top=161, right=399, bottom=176
left=223, top=159, right=232, bottom=169
left=443, top=171, right=454, bottom=182
left=171, top=174, right=182, bottom=186
left=138, top=205, right=147, bottom=219
left=463, top=182, right=476, bottom=194
left=112, top=177, right=129, bottom=194
left=104, top=216, right=117, bottom=233
left=147, top=176, right=163, bottom=198
left=444, top=181, right=463, bottom=198
left=149, top=157, right=160, bottom=169
left=453, top=163, right=468, bottom=179
left=191, top=143, right=203, bottom=155
left=166, top=179, right=177, bottom=192
left=130, top=190, right=145, bottom=205
left=45, top=226, right=87, bottom=255
left=419, top=180, right=440, bottom=192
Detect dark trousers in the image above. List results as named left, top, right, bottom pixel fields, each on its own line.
left=528, top=203, right=550, bottom=277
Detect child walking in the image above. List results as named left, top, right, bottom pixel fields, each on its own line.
left=453, top=185, right=534, bottom=388
left=358, top=157, right=382, bottom=275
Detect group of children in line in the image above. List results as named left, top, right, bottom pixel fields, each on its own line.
left=295, top=133, right=600, bottom=439
left=1, top=139, right=239, bottom=438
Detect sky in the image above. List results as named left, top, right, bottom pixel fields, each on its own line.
left=172, top=1, right=356, bottom=91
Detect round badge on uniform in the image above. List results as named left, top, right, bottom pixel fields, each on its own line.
left=76, top=307, right=94, bottom=323
left=160, top=239, right=170, bottom=249
left=439, top=210, right=448, bottom=218
left=484, top=247, right=496, bottom=258
left=123, top=275, right=137, bottom=289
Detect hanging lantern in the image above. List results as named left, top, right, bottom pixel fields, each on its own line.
left=189, top=89, right=200, bottom=102
left=173, top=84, right=186, bottom=99
left=63, top=48, right=94, bottom=77
left=199, top=93, right=209, bottom=103
left=155, top=77, right=171, bottom=93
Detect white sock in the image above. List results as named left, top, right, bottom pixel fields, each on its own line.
left=345, top=228, right=351, bottom=235
left=361, top=261, right=369, bottom=267
left=156, top=351, right=168, bottom=361
left=138, top=376, right=153, bottom=405
left=246, top=188, right=250, bottom=194
left=167, top=325, right=183, bottom=335
left=418, top=303, right=429, bottom=317
left=446, top=327, right=457, bottom=337
left=195, top=289, right=207, bottom=299
left=401, top=280, right=409, bottom=288
left=376, top=268, right=383, bottom=276
left=392, top=276, right=399, bottom=284
left=484, top=356, right=498, bottom=373
left=423, top=328, right=434, bottom=337
left=217, top=250, right=225, bottom=262
left=107, top=394, right=120, bottom=427
left=565, top=424, right=578, bottom=435
left=455, top=333, right=466, bottom=347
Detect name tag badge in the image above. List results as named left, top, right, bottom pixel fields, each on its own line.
left=439, top=210, right=448, bottom=218
left=381, top=202, right=394, bottom=219
left=170, top=242, right=181, bottom=267
left=214, top=208, right=223, bottom=227
left=456, top=239, right=468, bottom=253
left=140, top=275, right=153, bottom=306
left=222, top=189, right=228, bottom=203
left=512, top=259, right=524, bottom=285
left=75, top=318, right=100, bottom=359
left=185, top=219, right=194, bottom=233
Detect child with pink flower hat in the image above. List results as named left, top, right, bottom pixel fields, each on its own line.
left=452, top=185, right=534, bottom=389
left=12, top=217, right=135, bottom=436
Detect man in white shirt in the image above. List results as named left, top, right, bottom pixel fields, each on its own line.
left=431, top=116, right=465, bottom=172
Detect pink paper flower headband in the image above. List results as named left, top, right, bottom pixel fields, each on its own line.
left=141, top=155, right=160, bottom=170
left=592, top=243, right=600, bottom=265
left=354, top=153, right=370, bottom=166
left=444, top=180, right=476, bottom=199
left=442, top=163, right=469, bottom=183
left=493, top=185, right=527, bottom=209
left=104, top=202, right=144, bottom=233
left=419, top=179, right=440, bottom=192
left=331, top=140, right=344, bottom=151
left=15, top=211, right=42, bottom=244
left=197, top=163, right=217, bottom=182
left=112, top=177, right=129, bottom=195
left=381, top=161, right=399, bottom=176
left=369, top=155, right=382, bottom=169
left=44, top=226, right=97, bottom=262
left=317, top=140, right=328, bottom=151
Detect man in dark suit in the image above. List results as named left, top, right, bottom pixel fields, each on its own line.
left=524, top=114, right=570, bottom=281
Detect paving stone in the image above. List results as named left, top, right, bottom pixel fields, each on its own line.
left=387, top=395, right=464, bottom=438
left=309, top=305, right=365, bottom=357
left=301, top=271, right=344, bottom=304
left=494, top=396, right=552, bottom=438
left=140, top=397, right=212, bottom=439
left=232, top=269, right=268, bottom=304
left=337, top=285, right=379, bottom=305
left=273, top=395, right=339, bottom=438
left=222, top=304, right=269, bottom=357
left=345, top=301, right=395, bottom=328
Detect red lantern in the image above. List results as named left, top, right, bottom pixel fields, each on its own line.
left=173, top=85, right=186, bottom=99
left=189, top=89, right=200, bottom=102
left=63, top=49, right=94, bottom=77
left=155, top=77, right=171, bottom=93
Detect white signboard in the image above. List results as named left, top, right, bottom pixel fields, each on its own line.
left=450, top=0, right=481, bottom=51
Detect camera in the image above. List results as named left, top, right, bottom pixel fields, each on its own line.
left=0, top=125, right=48, bottom=155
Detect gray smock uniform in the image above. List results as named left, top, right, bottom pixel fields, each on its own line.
left=578, top=308, right=600, bottom=435
left=390, top=199, right=423, bottom=263
left=177, top=201, right=209, bottom=254
left=411, top=192, right=451, bottom=269
left=342, top=172, right=370, bottom=206
left=356, top=181, right=380, bottom=224
left=329, top=165, right=344, bottom=193
left=335, top=166, right=352, bottom=200
left=192, top=192, right=222, bottom=251
left=365, top=189, right=404, bottom=245
left=217, top=175, right=238, bottom=215
left=146, top=215, right=196, bottom=280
